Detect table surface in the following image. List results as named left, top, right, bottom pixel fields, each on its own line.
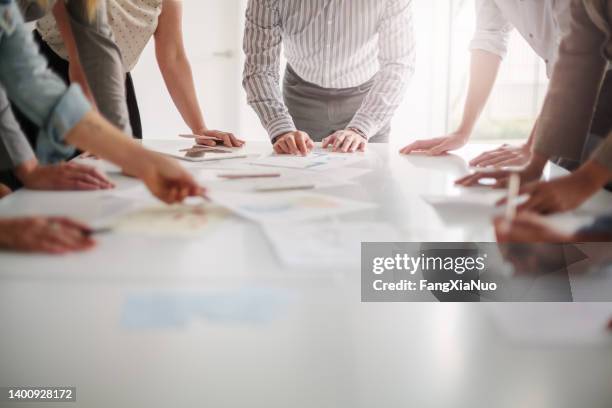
left=0, top=141, right=611, bottom=408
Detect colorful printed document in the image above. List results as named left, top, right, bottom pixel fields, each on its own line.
left=249, top=148, right=366, bottom=171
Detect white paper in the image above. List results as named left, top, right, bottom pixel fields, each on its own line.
left=249, top=148, right=367, bottom=171
left=142, top=139, right=248, bottom=163
left=210, top=191, right=377, bottom=224
left=263, top=222, right=400, bottom=268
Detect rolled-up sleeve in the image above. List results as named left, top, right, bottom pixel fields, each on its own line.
left=0, top=1, right=91, bottom=163
left=534, top=0, right=609, bottom=165
left=243, top=0, right=296, bottom=141
left=348, top=0, right=415, bottom=139
left=469, top=0, right=513, bottom=59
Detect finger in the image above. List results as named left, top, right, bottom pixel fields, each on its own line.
left=196, top=137, right=217, bottom=147
left=295, top=135, right=308, bottom=156
left=68, top=173, right=108, bottom=190
left=322, top=136, right=334, bottom=149
left=400, top=139, right=440, bottom=154
left=286, top=136, right=299, bottom=155
left=348, top=137, right=361, bottom=153
left=54, top=217, right=93, bottom=234
left=471, top=153, right=516, bottom=168
left=426, top=142, right=452, bottom=156
left=275, top=140, right=289, bottom=154
left=469, top=150, right=506, bottom=166
left=333, top=134, right=347, bottom=152
left=305, top=136, right=315, bottom=151
left=340, top=136, right=354, bottom=153
left=78, top=165, right=114, bottom=187
left=222, top=133, right=234, bottom=148
left=491, top=156, right=527, bottom=168
left=228, top=134, right=245, bottom=147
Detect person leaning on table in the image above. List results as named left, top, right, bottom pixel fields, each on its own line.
left=457, top=0, right=612, bottom=216
left=0, top=0, right=203, bottom=254
left=243, top=0, right=415, bottom=155
left=22, top=0, right=244, bottom=158
left=401, top=0, right=612, bottom=171
left=0, top=0, right=121, bottom=192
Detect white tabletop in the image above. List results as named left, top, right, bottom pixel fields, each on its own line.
left=0, top=141, right=611, bottom=407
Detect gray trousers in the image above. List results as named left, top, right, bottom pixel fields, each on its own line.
left=282, top=65, right=390, bottom=143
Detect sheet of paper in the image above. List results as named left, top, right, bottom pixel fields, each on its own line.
left=487, top=303, right=612, bottom=345
left=263, top=222, right=400, bottom=268
left=142, top=139, right=248, bottom=163
left=249, top=148, right=367, bottom=171
left=210, top=191, right=377, bottom=224
left=110, top=204, right=231, bottom=236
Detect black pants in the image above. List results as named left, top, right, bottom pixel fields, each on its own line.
left=11, top=31, right=143, bottom=155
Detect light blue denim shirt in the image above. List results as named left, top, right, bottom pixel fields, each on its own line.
left=0, top=0, right=91, bottom=163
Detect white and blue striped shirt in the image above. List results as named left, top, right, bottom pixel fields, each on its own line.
left=243, top=0, right=416, bottom=140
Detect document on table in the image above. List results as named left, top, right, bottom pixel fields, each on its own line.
left=197, top=167, right=372, bottom=193
left=209, top=191, right=377, bottom=224
left=110, top=204, right=231, bottom=237
left=249, top=148, right=367, bottom=171
left=142, top=139, right=248, bottom=163
left=263, top=222, right=400, bottom=268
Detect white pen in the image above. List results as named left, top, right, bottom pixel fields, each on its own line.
left=505, top=173, right=520, bottom=221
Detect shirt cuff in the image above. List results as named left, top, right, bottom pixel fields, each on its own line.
left=469, top=36, right=509, bottom=59
left=267, top=116, right=297, bottom=141
left=36, top=84, right=92, bottom=164
left=348, top=115, right=379, bottom=141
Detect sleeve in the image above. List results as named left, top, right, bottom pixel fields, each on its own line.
left=0, top=2, right=91, bottom=162
left=0, top=87, right=35, bottom=170
left=66, top=0, right=132, bottom=134
left=533, top=0, right=609, bottom=164
left=347, top=0, right=416, bottom=139
left=242, top=0, right=296, bottom=141
left=469, top=0, right=513, bottom=59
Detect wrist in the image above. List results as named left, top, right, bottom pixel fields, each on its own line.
left=527, top=152, right=548, bottom=174
left=347, top=127, right=368, bottom=140
left=14, top=158, right=39, bottom=184
left=576, top=160, right=612, bottom=189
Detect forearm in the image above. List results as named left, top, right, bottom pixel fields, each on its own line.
left=53, top=0, right=95, bottom=104
left=458, top=50, right=502, bottom=134
left=64, top=111, right=150, bottom=175
left=158, top=56, right=206, bottom=133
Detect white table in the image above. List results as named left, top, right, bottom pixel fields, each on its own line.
left=0, top=141, right=611, bottom=407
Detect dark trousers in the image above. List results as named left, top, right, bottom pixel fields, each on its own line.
left=282, top=65, right=390, bottom=143
left=11, top=31, right=142, bottom=155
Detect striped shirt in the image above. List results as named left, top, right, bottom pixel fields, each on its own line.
left=243, top=0, right=416, bottom=140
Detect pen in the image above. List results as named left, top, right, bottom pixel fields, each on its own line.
left=505, top=173, right=520, bottom=221
left=218, top=173, right=281, bottom=180
left=179, top=134, right=223, bottom=142
left=255, top=185, right=315, bottom=193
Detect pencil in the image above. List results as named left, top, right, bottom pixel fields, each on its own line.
left=505, top=173, right=520, bottom=221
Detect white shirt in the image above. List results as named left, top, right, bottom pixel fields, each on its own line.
left=470, top=0, right=572, bottom=78
left=37, top=0, right=162, bottom=72
left=243, top=0, right=416, bottom=140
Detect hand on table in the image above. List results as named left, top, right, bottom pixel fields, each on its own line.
left=322, top=129, right=367, bottom=153
left=494, top=212, right=574, bottom=243
left=136, top=152, right=206, bottom=204
left=0, top=217, right=95, bottom=254
left=273, top=131, right=314, bottom=156
left=194, top=129, right=245, bottom=148
left=16, top=160, right=115, bottom=191
left=469, top=143, right=532, bottom=168
left=455, top=154, right=547, bottom=189
left=0, top=183, right=11, bottom=199
left=399, top=131, right=469, bottom=156
left=496, top=162, right=609, bottom=215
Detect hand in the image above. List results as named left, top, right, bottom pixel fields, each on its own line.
left=0, top=217, right=95, bottom=254
left=136, top=152, right=206, bottom=204
left=494, top=213, right=574, bottom=243
left=0, top=183, right=11, bottom=199
left=15, top=160, right=115, bottom=191
left=322, top=129, right=368, bottom=153
left=455, top=153, right=548, bottom=188
left=498, top=161, right=610, bottom=214
left=194, top=129, right=245, bottom=148
left=469, top=143, right=531, bottom=168
left=400, top=131, right=469, bottom=156
left=273, top=131, right=314, bottom=156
